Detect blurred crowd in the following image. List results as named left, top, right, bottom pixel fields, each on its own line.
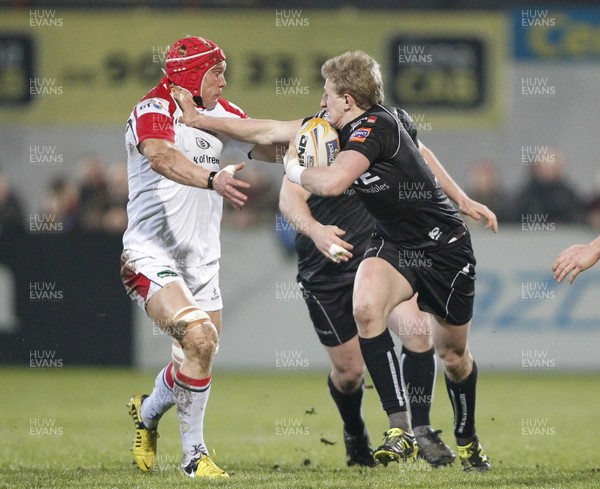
left=463, top=147, right=600, bottom=229
left=1, top=146, right=600, bottom=237
left=0, top=153, right=280, bottom=236
left=0, top=153, right=129, bottom=235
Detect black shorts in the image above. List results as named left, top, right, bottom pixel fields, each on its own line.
left=299, top=281, right=357, bottom=347
left=363, top=233, right=476, bottom=325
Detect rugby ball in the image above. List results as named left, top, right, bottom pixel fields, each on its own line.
left=294, top=118, right=340, bottom=168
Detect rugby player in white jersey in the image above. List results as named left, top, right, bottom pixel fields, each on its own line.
left=121, top=36, right=272, bottom=478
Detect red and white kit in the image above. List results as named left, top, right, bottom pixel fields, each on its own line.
left=121, top=77, right=252, bottom=310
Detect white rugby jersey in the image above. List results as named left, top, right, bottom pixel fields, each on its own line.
left=123, top=77, right=253, bottom=268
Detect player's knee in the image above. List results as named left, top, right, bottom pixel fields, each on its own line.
left=438, top=351, right=459, bottom=374
left=181, top=326, right=218, bottom=361
left=402, top=333, right=433, bottom=352
left=171, top=306, right=219, bottom=360
left=332, top=366, right=364, bottom=393
left=353, top=298, right=379, bottom=332
left=437, top=345, right=469, bottom=375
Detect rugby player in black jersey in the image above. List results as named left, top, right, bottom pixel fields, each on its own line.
left=172, top=69, right=496, bottom=470
left=281, top=51, right=493, bottom=471
left=278, top=108, right=494, bottom=469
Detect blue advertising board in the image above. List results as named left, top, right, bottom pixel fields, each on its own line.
left=514, top=8, right=600, bottom=60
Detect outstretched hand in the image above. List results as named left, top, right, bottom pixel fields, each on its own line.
left=458, top=197, right=498, bottom=233
left=171, top=85, right=204, bottom=127
left=212, top=163, right=250, bottom=210
left=553, top=242, right=600, bottom=284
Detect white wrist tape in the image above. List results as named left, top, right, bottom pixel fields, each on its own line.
left=283, top=153, right=299, bottom=171
left=286, top=164, right=306, bottom=185
left=219, top=165, right=236, bottom=176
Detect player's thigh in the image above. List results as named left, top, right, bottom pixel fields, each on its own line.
left=146, top=280, right=198, bottom=331
left=388, top=293, right=433, bottom=352
left=431, top=316, right=471, bottom=358
left=353, top=256, right=414, bottom=319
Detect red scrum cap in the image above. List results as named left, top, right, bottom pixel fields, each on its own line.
left=165, top=36, right=226, bottom=97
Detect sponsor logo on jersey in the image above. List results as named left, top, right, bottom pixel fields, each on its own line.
left=354, top=171, right=389, bottom=193
left=136, top=97, right=170, bottom=117
left=196, top=137, right=210, bottom=149
left=428, top=227, right=442, bottom=241
left=357, top=183, right=390, bottom=194
left=367, top=116, right=378, bottom=124
left=349, top=127, right=371, bottom=143
left=350, top=119, right=364, bottom=131
left=193, top=155, right=220, bottom=165
left=356, top=171, right=380, bottom=185
left=157, top=269, right=179, bottom=278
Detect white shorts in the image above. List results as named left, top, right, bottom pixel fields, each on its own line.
left=120, top=250, right=223, bottom=311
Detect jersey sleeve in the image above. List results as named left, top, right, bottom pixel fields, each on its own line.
left=342, top=114, right=398, bottom=165
left=395, top=108, right=418, bottom=145
left=131, top=96, right=176, bottom=146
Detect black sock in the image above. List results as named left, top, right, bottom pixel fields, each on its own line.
left=358, top=329, right=408, bottom=416
left=327, top=375, right=365, bottom=436
left=445, top=360, right=478, bottom=443
left=401, top=346, right=435, bottom=429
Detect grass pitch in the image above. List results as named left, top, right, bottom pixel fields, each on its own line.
left=1, top=367, right=599, bottom=488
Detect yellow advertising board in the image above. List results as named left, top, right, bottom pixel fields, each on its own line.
left=0, top=9, right=506, bottom=128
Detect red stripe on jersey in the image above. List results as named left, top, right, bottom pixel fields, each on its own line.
left=134, top=77, right=177, bottom=145
left=218, top=97, right=247, bottom=119
left=176, top=371, right=212, bottom=388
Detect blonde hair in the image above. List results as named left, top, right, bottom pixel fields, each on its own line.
left=321, top=51, right=384, bottom=109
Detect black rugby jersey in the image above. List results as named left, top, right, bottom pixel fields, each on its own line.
left=296, top=108, right=433, bottom=286
left=296, top=188, right=374, bottom=287
left=341, top=104, right=466, bottom=250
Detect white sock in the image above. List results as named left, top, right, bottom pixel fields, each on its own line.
left=173, top=371, right=212, bottom=467
left=141, top=362, right=175, bottom=429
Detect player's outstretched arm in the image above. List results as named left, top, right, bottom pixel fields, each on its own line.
left=279, top=177, right=353, bottom=263
left=420, top=142, right=498, bottom=233
left=140, top=138, right=249, bottom=209
left=172, top=85, right=302, bottom=145
left=553, top=235, right=600, bottom=284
